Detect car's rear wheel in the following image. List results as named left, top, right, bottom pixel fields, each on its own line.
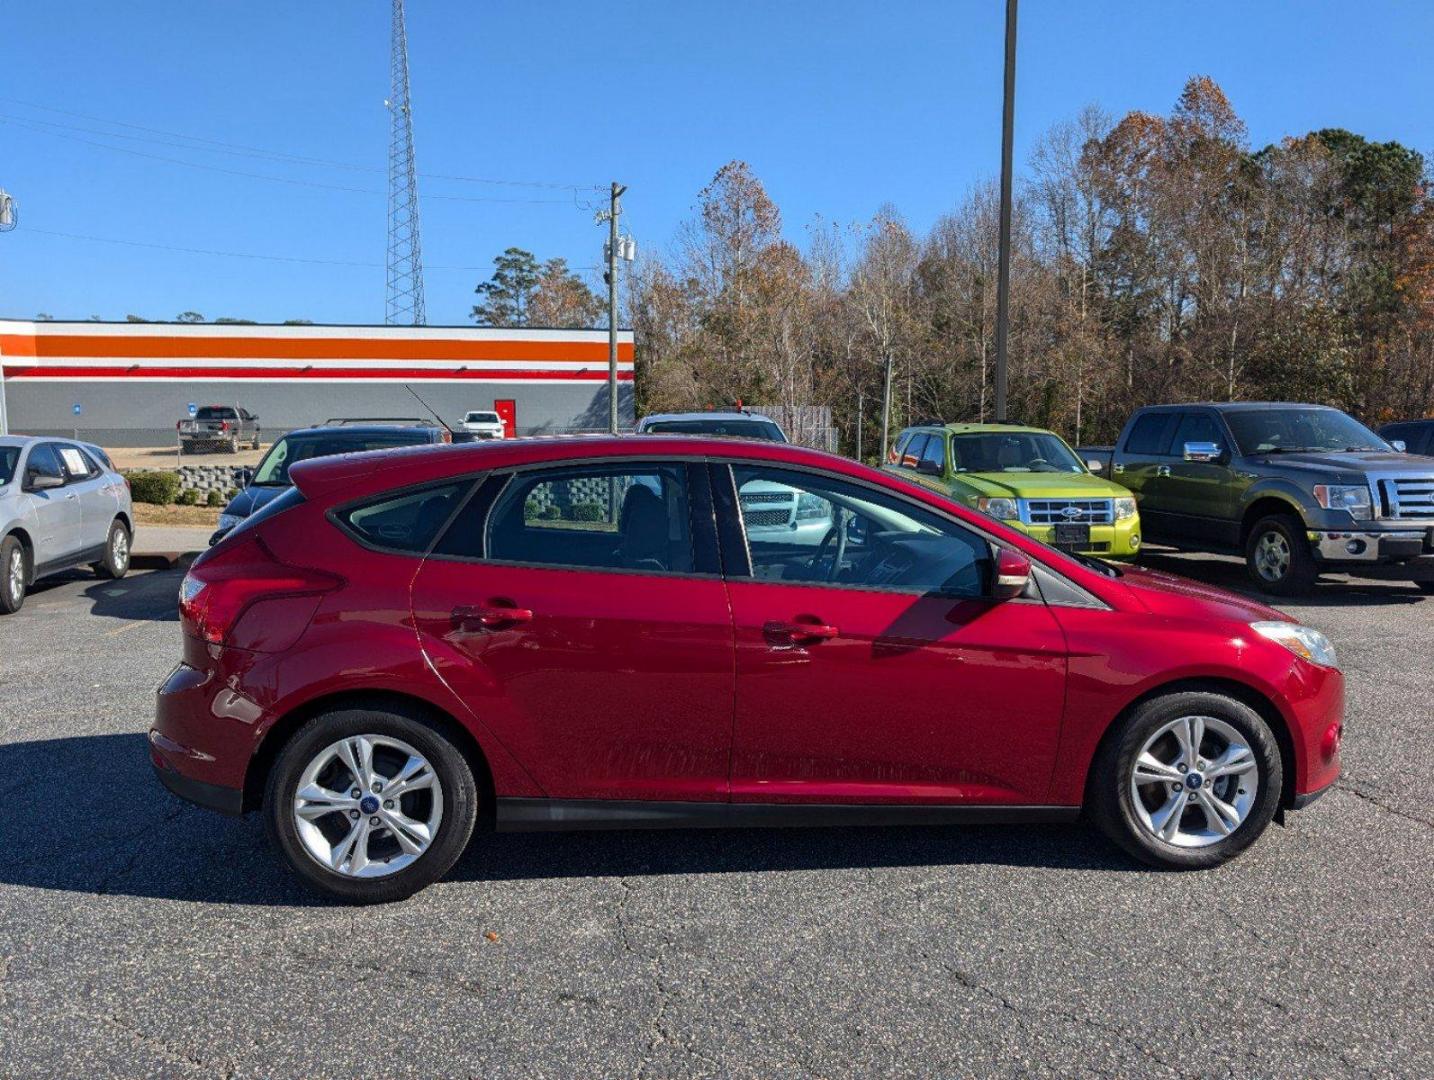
left=93, top=519, right=131, bottom=580
left=1088, top=691, right=1282, bottom=869
left=1245, top=514, right=1315, bottom=595
left=264, top=704, right=478, bottom=903
left=0, top=536, right=26, bottom=615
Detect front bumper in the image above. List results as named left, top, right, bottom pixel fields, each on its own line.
left=1309, top=525, right=1433, bottom=564
left=1018, top=515, right=1142, bottom=558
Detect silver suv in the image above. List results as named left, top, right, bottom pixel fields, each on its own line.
left=0, top=436, right=134, bottom=614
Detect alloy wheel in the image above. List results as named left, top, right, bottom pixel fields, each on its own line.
left=7, top=548, right=22, bottom=604
left=111, top=528, right=129, bottom=574
left=1253, top=530, right=1290, bottom=582
left=1129, top=715, right=1259, bottom=848
left=292, top=734, right=444, bottom=878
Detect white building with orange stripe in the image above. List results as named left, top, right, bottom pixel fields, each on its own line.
left=0, top=319, right=635, bottom=445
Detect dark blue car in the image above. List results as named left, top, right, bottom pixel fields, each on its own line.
left=210, top=422, right=450, bottom=545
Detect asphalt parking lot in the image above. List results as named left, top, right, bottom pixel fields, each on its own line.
left=1, top=550, right=1431, bottom=1078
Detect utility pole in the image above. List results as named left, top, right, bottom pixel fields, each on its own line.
left=598, top=182, right=629, bottom=433
left=993, top=0, right=1017, bottom=422
left=0, top=191, right=14, bottom=435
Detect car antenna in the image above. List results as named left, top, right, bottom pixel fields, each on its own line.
left=404, top=385, right=457, bottom=439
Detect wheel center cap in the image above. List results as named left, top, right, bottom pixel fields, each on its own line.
left=359, top=795, right=380, bottom=814
left=1185, top=773, right=1204, bottom=790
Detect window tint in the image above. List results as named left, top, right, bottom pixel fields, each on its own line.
left=338, top=482, right=468, bottom=553
left=730, top=465, right=991, bottom=597
left=26, top=443, right=63, bottom=479
left=485, top=464, right=693, bottom=573
left=1171, top=413, right=1224, bottom=453
left=900, top=433, right=929, bottom=468
left=1125, top=413, right=1179, bottom=456
left=919, top=434, right=946, bottom=472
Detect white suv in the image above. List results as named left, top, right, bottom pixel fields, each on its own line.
left=460, top=410, right=506, bottom=439
left=0, top=436, right=133, bottom=614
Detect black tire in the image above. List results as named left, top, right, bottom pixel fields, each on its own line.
left=227, top=435, right=239, bottom=454
left=1244, top=514, right=1316, bottom=596
left=92, top=518, right=131, bottom=580
left=264, top=702, right=478, bottom=903
left=0, top=535, right=26, bottom=615
left=1087, top=690, right=1282, bottom=870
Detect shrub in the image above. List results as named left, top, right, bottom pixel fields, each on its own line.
left=571, top=503, right=604, bottom=522
left=539, top=505, right=561, bottom=520
left=206, top=490, right=225, bottom=507
left=176, top=488, right=200, bottom=506
left=127, top=470, right=181, bottom=505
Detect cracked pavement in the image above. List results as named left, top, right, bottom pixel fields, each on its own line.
left=1, top=551, right=1431, bottom=1077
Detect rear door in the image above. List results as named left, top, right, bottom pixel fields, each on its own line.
left=22, top=443, right=83, bottom=562
left=409, top=459, right=736, bottom=802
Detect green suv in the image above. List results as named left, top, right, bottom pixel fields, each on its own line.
left=885, top=423, right=1141, bottom=559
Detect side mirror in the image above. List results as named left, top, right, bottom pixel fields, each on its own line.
left=1085, top=458, right=1104, bottom=472
left=236, top=467, right=254, bottom=487
left=26, top=470, right=63, bottom=492
left=1183, top=441, right=1223, bottom=463
left=1391, top=439, right=1408, bottom=454
left=916, top=458, right=943, bottom=476
left=992, top=547, right=1032, bottom=601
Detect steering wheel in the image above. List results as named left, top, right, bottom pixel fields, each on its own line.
left=1027, top=457, right=1049, bottom=469
left=807, top=512, right=848, bottom=582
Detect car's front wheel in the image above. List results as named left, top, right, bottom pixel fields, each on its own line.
left=264, top=704, right=478, bottom=903
left=1088, top=691, right=1282, bottom=869
left=1245, top=514, right=1316, bottom=595
left=0, top=535, right=26, bottom=615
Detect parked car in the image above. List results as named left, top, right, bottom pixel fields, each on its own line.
left=178, top=405, right=261, bottom=454
left=886, top=423, right=1141, bottom=559
left=1079, top=402, right=1434, bottom=595
left=0, top=435, right=132, bottom=614
left=1378, top=419, right=1434, bottom=457
left=210, top=422, right=454, bottom=545
left=460, top=410, right=506, bottom=440
left=153, top=434, right=1342, bottom=902
left=636, top=410, right=788, bottom=441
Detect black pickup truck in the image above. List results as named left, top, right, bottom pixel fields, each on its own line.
left=1079, top=402, right=1434, bottom=595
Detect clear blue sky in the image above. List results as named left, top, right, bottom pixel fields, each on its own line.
left=2, top=0, right=1430, bottom=326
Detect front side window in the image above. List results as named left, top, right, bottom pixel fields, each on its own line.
left=0, top=447, right=19, bottom=486
left=900, top=433, right=929, bottom=468
left=25, top=443, right=63, bottom=481
left=1224, top=408, right=1390, bottom=456
left=920, top=434, right=948, bottom=473
left=1171, top=413, right=1225, bottom=454
left=338, top=483, right=468, bottom=553
left=730, top=465, right=992, bottom=598
left=951, top=432, right=1084, bottom=473
left=484, top=464, right=694, bottom=573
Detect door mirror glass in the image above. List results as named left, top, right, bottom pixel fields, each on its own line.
left=992, top=547, right=1031, bottom=600
left=1085, top=458, right=1104, bottom=472
left=1391, top=439, right=1407, bottom=454
left=236, top=467, right=254, bottom=488
left=1183, top=441, right=1223, bottom=463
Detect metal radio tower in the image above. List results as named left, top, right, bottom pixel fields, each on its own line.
left=385, top=0, right=426, bottom=325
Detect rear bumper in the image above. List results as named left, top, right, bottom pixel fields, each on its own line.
left=150, top=660, right=255, bottom=813
left=152, top=749, right=243, bottom=815
left=1292, top=777, right=1337, bottom=811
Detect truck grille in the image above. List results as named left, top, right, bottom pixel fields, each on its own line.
left=741, top=508, right=790, bottom=527
left=1023, top=498, right=1114, bottom=525
left=741, top=492, right=789, bottom=504
left=1378, top=477, right=1434, bottom=519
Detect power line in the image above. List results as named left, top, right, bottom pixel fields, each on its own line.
left=24, top=225, right=600, bottom=272
left=0, top=117, right=577, bottom=205
left=0, top=96, right=602, bottom=192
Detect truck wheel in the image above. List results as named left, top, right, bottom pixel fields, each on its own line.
left=1245, top=514, right=1315, bottom=596
left=1, top=536, right=26, bottom=615
left=1088, top=690, right=1281, bottom=869
left=227, top=435, right=239, bottom=454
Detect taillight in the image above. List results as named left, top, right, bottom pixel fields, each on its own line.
left=219, top=421, right=231, bottom=432
left=179, top=536, right=341, bottom=646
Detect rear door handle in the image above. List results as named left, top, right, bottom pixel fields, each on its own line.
left=452, top=603, right=534, bottom=631
left=763, top=618, right=839, bottom=645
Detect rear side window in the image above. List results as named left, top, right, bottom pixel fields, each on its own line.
left=1125, top=413, right=1179, bottom=456
left=337, top=482, right=468, bottom=553
left=57, top=445, right=98, bottom=480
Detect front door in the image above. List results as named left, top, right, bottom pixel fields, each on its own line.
left=409, top=460, right=735, bottom=802
left=718, top=463, right=1069, bottom=806
left=1163, top=411, right=1239, bottom=545
left=22, top=443, right=84, bottom=562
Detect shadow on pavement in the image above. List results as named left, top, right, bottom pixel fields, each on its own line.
left=22, top=566, right=184, bottom=621
left=1136, top=548, right=1430, bottom=609
left=4, top=732, right=1139, bottom=907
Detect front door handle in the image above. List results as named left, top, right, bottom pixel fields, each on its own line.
left=763, top=618, right=839, bottom=645
left=452, top=603, right=534, bottom=631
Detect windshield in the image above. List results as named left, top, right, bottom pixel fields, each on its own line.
left=951, top=433, right=1085, bottom=473
left=466, top=412, right=499, bottom=423
left=251, top=432, right=428, bottom=486
left=0, top=447, right=18, bottom=486
left=1224, top=409, right=1390, bottom=455
left=644, top=418, right=786, bottom=441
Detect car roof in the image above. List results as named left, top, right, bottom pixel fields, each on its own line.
left=289, top=434, right=851, bottom=502
left=901, top=423, right=1055, bottom=437
left=639, top=412, right=778, bottom=424
left=1138, top=401, right=1340, bottom=412
left=279, top=424, right=442, bottom=440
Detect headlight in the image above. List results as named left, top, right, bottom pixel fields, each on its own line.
left=1251, top=621, right=1338, bottom=668
left=217, top=513, right=244, bottom=531
left=1114, top=497, right=1137, bottom=521
left=977, top=497, right=1020, bottom=520
left=1312, top=484, right=1372, bottom=520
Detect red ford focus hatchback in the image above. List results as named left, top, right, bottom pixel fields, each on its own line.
left=151, top=435, right=1343, bottom=903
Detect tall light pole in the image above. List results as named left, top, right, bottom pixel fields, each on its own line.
left=598, top=182, right=630, bottom=433
left=993, top=0, right=1017, bottom=423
